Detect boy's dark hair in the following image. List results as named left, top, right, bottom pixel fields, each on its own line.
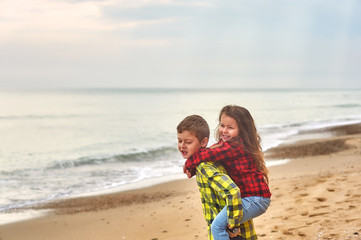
left=177, top=115, right=210, bottom=143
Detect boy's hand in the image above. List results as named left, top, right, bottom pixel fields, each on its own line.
left=227, top=225, right=240, bottom=238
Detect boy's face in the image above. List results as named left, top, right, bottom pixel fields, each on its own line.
left=177, top=130, right=208, bottom=159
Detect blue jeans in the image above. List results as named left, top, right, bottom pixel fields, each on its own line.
left=211, top=196, right=271, bottom=240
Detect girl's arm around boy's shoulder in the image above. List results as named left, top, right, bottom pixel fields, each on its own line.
left=184, top=140, right=241, bottom=173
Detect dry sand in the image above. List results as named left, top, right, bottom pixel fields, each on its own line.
left=0, top=123, right=360, bottom=240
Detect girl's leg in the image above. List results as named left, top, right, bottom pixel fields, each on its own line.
left=211, top=206, right=229, bottom=240
left=241, top=196, right=270, bottom=222
left=211, top=197, right=270, bottom=240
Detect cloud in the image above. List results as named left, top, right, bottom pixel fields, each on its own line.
left=1, top=0, right=102, bottom=41
left=0, top=0, right=196, bottom=43
left=0, top=0, right=360, bottom=89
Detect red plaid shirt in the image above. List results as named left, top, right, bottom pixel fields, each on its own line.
left=185, top=140, right=271, bottom=198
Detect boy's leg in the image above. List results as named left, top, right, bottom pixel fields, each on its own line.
left=241, top=196, right=270, bottom=222
left=211, top=206, right=230, bottom=240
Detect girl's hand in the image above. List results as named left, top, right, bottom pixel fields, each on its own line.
left=185, top=169, right=192, bottom=178
left=183, top=164, right=192, bottom=178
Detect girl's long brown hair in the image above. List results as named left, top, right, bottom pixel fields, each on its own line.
left=216, top=105, right=269, bottom=184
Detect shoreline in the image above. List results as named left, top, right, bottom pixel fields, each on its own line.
left=0, top=123, right=360, bottom=239
left=1, top=121, right=359, bottom=214
left=0, top=160, right=288, bottom=225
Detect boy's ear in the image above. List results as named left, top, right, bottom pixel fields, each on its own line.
left=200, top=137, right=209, bottom=148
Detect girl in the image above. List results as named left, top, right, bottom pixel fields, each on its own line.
left=184, top=105, right=271, bottom=240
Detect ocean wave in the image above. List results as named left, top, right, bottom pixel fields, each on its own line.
left=300, top=103, right=361, bottom=110
left=260, top=118, right=361, bottom=151
left=331, top=103, right=361, bottom=108
left=260, top=117, right=361, bottom=132
left=267, top=103, right=361, bottom=112
left=260, top=122, right=303, bottom=131
left=46, top=145, right=178, bottom=170
left=0, top=114, right=89, bottom=120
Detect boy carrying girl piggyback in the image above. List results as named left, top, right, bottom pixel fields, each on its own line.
left=177, top=105, right=271, bottom=240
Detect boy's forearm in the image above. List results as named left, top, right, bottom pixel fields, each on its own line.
left=226, top=189, right=243, bottom=228
left=205, top=167, right=243, bottom=228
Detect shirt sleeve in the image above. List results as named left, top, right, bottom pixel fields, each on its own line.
left=185, top=141, right=240, bottom=171
left=199, top=163, right=243, bottom=228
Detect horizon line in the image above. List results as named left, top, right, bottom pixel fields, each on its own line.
left=1, top=87, right=361, bottom=92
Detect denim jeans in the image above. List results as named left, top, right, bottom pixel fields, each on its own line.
left=211, top=196, right=271, bottom=240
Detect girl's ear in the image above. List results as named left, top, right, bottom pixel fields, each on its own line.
left=201, top=137, right=209, bottom=148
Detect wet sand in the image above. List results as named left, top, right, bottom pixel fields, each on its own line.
left=0, top=123, right=360, bottom=240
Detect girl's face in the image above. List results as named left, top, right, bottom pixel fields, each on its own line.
left=219, top=114, right=239, bottom=142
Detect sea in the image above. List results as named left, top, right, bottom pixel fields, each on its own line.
left=0, top=89, right=360, bottom=223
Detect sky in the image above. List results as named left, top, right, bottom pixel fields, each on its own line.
left=0, top=0, right=360, bottom=90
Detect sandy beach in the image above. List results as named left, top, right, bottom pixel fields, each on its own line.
left=0, top=123, right=360, bottom=240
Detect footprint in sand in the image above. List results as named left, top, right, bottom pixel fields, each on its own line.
left=298, top=193, right=309, bottom=197
left=297, top=231, right=306, bottom=237
left=314, top=205, right=330, bottom=209
left=282, top=230, right=293, bottom=236
left=271, top=225, right=279, bottom=233
left=316, top=197, right=327, bottom=202
left=308, top=212, right=329, bottom=217
left=300, top=211, right=308, bottom=216
left=305, top=220, right=319, bottom=225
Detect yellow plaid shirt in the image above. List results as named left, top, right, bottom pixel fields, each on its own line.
left=196, top=161, right=257, bottom=240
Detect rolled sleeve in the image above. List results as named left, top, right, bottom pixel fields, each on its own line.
left=200, top=163, right=243, bottom=228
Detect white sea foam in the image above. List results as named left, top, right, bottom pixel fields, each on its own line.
left=266, top=159, right=291, bottom=167
left=0, top=209, right=52, bottom=225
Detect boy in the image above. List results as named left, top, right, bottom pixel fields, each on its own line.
left=177, top=115, right=257, bottom=240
